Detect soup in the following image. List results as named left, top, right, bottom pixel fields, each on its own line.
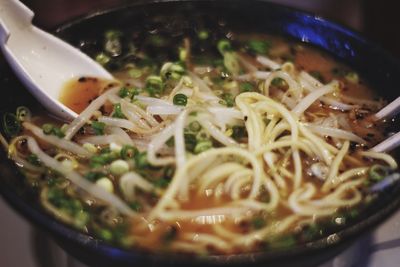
left=1, top=20, right=399, bottom=255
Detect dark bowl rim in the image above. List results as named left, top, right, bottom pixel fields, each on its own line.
left=1, top=0, right=400, bottom=265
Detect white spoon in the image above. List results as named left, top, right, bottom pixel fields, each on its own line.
left=0, top=0, right=113, bottom=120
left=372, top=96, right=400, bottom=152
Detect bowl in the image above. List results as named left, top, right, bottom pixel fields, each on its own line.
left=1, top=1, right=400, bottom=267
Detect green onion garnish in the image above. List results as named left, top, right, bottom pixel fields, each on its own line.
left=251, top=217, right=266, bottom=229
left=194, top=140, right=212, bottom=154
left=220, top=93, right=235, bottom=107
left=27, top=153, right=41, bottom=166
left=91, top=121, right=106, bottom=135
left=188, top=121, right=201, bottom=132
left=145, top=75, right=164, bottom=96
left=240, top=82, right=254, bottom=93
left=247, top=40, right=271, bottom=54
left=173, top=94, right=188, bottom=106
left=2, top=113, right=21, bottom=137
left=198, top=30, right=209, bottom=40
left=112, top=103, right=126, bottom=119
left=135, top=151, right=149, bottom=169
left=42, top=123, right=65, bottom=138
left=16, top=106, right=31, bottom=122
left=217, top=39, right=232, bottom=54
left=95, top=52, right=111, bottom=66
left=369, top=164, right=389, bottom=181
left=120, top=145, right=138, bottom=160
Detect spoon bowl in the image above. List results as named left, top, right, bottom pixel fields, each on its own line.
left=0, top=0, right=112, bottom=120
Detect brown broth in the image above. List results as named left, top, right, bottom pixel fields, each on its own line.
left=59, top=77, right=117, bottom=113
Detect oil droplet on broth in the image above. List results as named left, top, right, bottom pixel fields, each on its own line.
left=59, top=77, right=117, bottom=114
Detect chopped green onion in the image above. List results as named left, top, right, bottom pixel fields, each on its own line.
left=27, top=153, right=41, bottom=166
left=194, top=140, right=212, bottom=154
left=110, top=159, right=129, bottom=176
left=112, top=103, right=126, bottom=119
left=134, top=151, right=149, bottom=169
left=160, top=62, right=185, bottom=80
left=91, top=121, right=105, bottom=135
left=271, top=77, right=287, bottom=88
left=182, top=76, right=193, bottom=88
left=128, top=68, right=143, bottom=78
left=240, top=82, right=254, bottom=93
left=154, top=178, right=170, bottom=188
left=368, top=164, right=389, bottom=181
left=95, top=52, right=111, bottom=66
left=42, top=123, right=65, bottom=138
left=188, top=121, right=201, bottom=132
left=69, top=199, right=83, bottom=215
left=247, top=40, right=271, bottom=54
left=98, top=228, right=113, bottom=242
left=118, top=87, right=129, bottom=98
left=120, top=145, right=137, bottom=160
left=179, top=47, right=187, bottom=62
left=251, top=217, right=266, bottom=229
left=2, top=113, right=21, bottom=137
left=163, top=166, right=175, bottom=179
left=348, top=209, right=359, bottom=219
left=47, top=187, right=65, bottom=207
left=220, top=93, right=235, bottom=107
left=119, top=87, right=140, bottom=100
left=217, top=39, right=232, bottom=54
left=196, top=129, right=209, bottom=141
left=74, top=211, right=90, bottom=229
left=301, top=224, right=320, bottom=241
left=269, top=235, right=296, bottom=249
left=223, top=52, right=240, bottom=75
left=166, top=137, right=174, bottom=147
left=345, top=72, right=359, bottom=84
left=223, top=81, right=238, bottom=90
left=16, top=106, right=31, bottom=122
left=184, top=133, right=197, bottom=152
left=145, top=75, right=164, bottom=96
left=53, top=127, right=65, bottom=138
left=198, top=30, right=209, bottom=40
left=90, top=152, right=117, bottom=168
left=173, top=94, right=188, bottom=106
left=42, top=123, right=54, bottom=134
left=129, top=201, right=142, bottom=212
left=48, top=188, right=86, bottom=222
left=104, top=30, right=122, bottom=56
left=105, top=30, right=122, bottom=39
left=96, top=177, right=114, bottom=193
left=83, top=143, right=98, bottom=153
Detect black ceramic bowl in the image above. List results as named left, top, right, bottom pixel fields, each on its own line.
left=1, top=1, right=400, bottom=267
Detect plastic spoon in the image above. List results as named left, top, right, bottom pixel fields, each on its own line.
left=0, top=0, right=113, bottom=120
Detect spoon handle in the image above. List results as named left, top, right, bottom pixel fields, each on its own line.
left=0, top=0, right=34, bottom=45
left=375, top=96, right=400, bottom=120
left=372, top=131, right=400, bottom=153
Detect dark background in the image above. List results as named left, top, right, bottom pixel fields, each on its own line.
left=21, top=0, right=400, bottom=60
